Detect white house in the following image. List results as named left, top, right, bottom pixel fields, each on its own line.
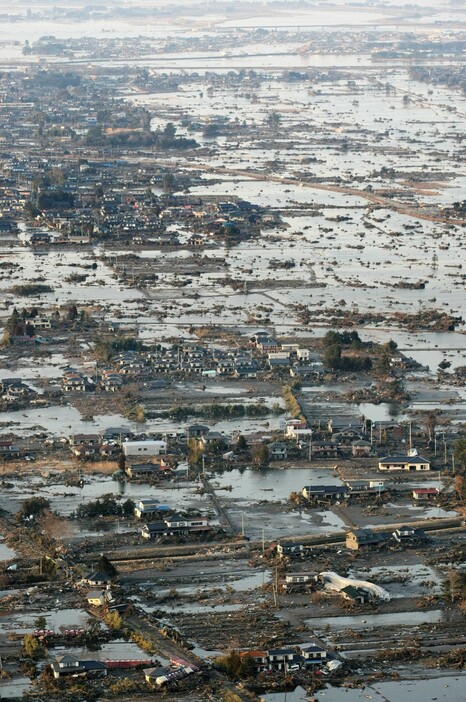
left=123, top=440, right=167, bottom=457
left=297, top=348, right=311, bottom=362
left=378, top=452, right=430, bottom=472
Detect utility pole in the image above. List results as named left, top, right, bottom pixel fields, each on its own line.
left=452, top=453, right=455, bottom=473
left=262, top=527, right=265, bottom=554
left=408, top=421, right=412, bottom=451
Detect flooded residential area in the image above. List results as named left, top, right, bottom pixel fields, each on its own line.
left=0, top=0, right=465, bottom=700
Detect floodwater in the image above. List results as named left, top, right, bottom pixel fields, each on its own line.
left=149, top=568, right=271, bottom=596
left=227, top=501, right=346, bottom=540
left=305, top=609, right=446, bottom=630
left=213, top=466, right=342, bottom=501
left=347, top=564, right=443, bottom=599
left=263, top=676, right=466, bottom=702
left=0, top=405, right=140, bottom=436
left=0, top=474, right=209, bottom=517
left=72, top=638, right=161, bottom=663
left=0, top=676, right=31, bottom=698
left=4, top=607, right=90, bottom=634
left=218, top=9, right=390, bottom=29
left=0, top=537, right=16, bottom=561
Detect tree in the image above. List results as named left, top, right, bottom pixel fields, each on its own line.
left=34, top=616, right=47, bottom=630
left=424, top=412, right=437, bottom=442
left=163, top=122, right=177, bottom=140
left=266, top=111, right=281, bottom=129
left=202, top=123, right=219, bottom=138
left=188, top=438, right=203, bottom=467
left=454, top=475, right=465, bottom=501
left=122, top=498, right=134, bottom=516
left=162, top=172, right=176, bottom=194
left=105, top=610, right=123, bottom=630
left=239, top=654, right=257, bottom=678
left=386, top=339, right=398, bottom=351
left=216, top=651, right=256, bottom=680
left=446, top=569, right=466, bottom=602
left=96, top=554, right=118, bottom=579
left=23, top=634, right=46, bottom=659
left=16, top=497, right=50, bottom=522
left=252, top=442, right=269, bottom=466
left=454, top=438, right=466, bottom=474
left=323, top=343, right=342, bottom=369
left=5, top=308, right=23, bottom=337
left=216, top=650, right=242, bottom=678
left=66, top=304, right=78, bottom=321
left=86, top=617, right=103, bottom=641
left=236, top=435, right=248, bottom=453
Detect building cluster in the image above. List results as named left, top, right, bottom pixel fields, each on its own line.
left=0, top=377, right=36, bottom=407
left=134, top=498, right=214, bottom=538
left=238, top=643, right=328, bottom=673
left=345, top=525, right=427, bottom=551
left=59, top=335, right=325, bottom=389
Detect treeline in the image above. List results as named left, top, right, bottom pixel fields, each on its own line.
left=282, top=384, right=305, bottom=421
left=10, top=284, right=54, bottom=297
left=26, top=189, right=75, bottom=215
left=29, top=70, right=81, bottom=88
left=94, top=335, right=144, bottom=361
left=75, top=495, right=134, bottom=519
left=85, top=124, right=198, bottom=150
left=157, top=402, right=278, bottom=421
left=322, top=330, right=372, bottom=371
